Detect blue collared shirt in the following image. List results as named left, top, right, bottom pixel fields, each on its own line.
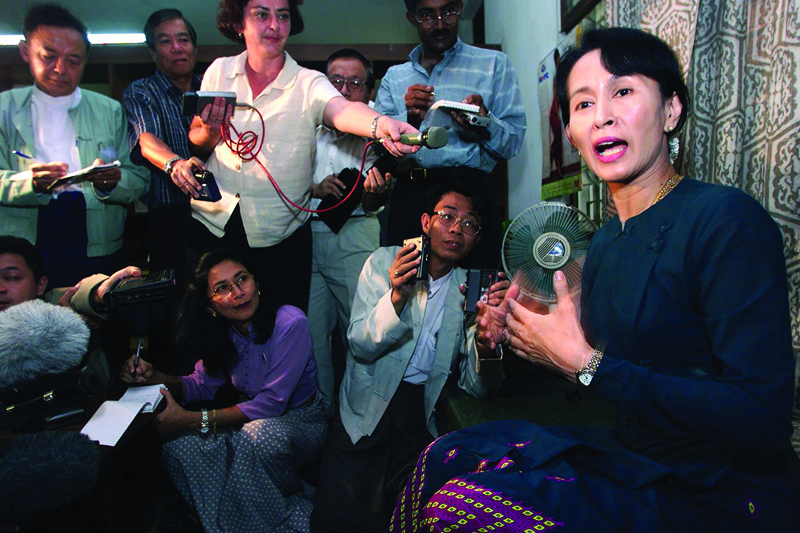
left=123, top=69, right=201, bottom=209
left=375, top=38, right=526, bottom=172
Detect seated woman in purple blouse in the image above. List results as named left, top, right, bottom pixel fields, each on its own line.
left=121, top=249, right=326, bottom=533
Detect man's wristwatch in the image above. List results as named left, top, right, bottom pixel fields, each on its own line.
left=576, top=349, right=604, bottom=386
left=164, top=156, right=182, bottom=176
left=199, top=408, right=210, bottom=433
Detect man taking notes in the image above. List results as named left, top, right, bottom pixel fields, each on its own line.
left=0, top=4, right=148, bottom=288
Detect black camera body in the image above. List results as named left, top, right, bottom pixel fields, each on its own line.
left=103, top=269, right=177, bottom=307
left=193, top=168, right=222, bottom=202
left=181, top=91, right=236, bottom=117
left=464, top=269, right=501, bottom=314
left=403, top=236, right=430, bottom=281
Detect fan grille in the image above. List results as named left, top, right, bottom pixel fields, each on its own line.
left=502, top=203, right=596, bottom=302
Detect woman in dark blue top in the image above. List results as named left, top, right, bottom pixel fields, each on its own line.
left=390, top=28, right=799, bottom=532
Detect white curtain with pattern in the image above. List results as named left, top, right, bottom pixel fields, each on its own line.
left=603, top=0, right=800, bottom=454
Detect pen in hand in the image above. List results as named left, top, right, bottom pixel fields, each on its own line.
left=12, top=150, right=43, bottom=164
left=132, top=338, right=143, bottom=380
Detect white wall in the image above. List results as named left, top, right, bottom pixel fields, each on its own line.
left=290, top=0, right=419, bottom=45
left=484, top=0, right=559, bottom=218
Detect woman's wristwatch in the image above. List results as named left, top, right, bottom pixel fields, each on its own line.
left=576, top=349, right=604, bottom=386
left=199, top=408, right=210, bottom=433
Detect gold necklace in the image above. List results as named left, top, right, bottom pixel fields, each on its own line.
left=652, top=173, right=683, bottom=205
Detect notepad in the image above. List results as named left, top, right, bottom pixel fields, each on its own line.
left=429, top=100, right=481, bottom=113
left=47, top=160, right=121, bottom=191
left=81, top=385, right=165, bottom=446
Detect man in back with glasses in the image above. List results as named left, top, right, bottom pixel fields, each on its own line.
left=308, top=48, right=392, bottom=415
left=375, top=0, right=526, bottom=268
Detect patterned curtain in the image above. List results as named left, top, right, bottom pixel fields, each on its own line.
left=604, top=0, right=800, bottom=452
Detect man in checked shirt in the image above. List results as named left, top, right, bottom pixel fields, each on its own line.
left=123, top=8, right=203, bottom=287
left=123, top=9, right=203, bottom=372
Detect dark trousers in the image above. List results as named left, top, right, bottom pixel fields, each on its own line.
left=144, top=204, right=192, bottom=374
left=190, top=206, right=312, bottom=315
left=36, top=191, right=123, bottom=288
left=386, top=170, right=503, bottom=270
left=311, top=382, right=434, bottom=533
left=147, top=204, right=192, bottom=286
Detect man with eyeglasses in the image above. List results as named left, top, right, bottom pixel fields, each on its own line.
left=312, top=178, right=506, bottom=533
left=375, top=0, right=526, bottom=270
left=309, top=48, right=394, bottom=414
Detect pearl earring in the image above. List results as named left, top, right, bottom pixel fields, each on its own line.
left=666, top=125, right=674, bottom=133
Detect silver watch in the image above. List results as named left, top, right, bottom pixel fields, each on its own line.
left=164, top=156, right=181, bottom=176
left=576, top=349, right=604, bottom=386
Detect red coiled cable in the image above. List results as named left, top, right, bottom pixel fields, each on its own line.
left=220, top=105, right=375, bottom=213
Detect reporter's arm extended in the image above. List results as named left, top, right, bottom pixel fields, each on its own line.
left=322, top=97, right=420, bottom=157
left=458, top=274, right=509, bottom=397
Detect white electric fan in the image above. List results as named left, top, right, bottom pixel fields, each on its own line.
left=501, top=202, right=596, bottom=303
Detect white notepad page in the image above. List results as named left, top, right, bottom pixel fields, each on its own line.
left=81, top=385, right=166, bottom=446
left=118, top=384, right=166, bottom=413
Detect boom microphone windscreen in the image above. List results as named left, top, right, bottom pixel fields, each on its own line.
left=0, top=300, right=90, bottom=390
left=397, top=127, right=449, bottom=149
left=0, top=431, right=99, bottom=514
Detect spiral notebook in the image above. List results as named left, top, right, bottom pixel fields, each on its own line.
left=81, top=385, right=165, bottom=446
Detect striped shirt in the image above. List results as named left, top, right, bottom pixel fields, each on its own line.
left=123, top=69, right=201, bottom=209
left=375, top=38, right=526, bottom=172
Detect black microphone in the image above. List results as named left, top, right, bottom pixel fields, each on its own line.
left=394, top=126, right=449, bottom=149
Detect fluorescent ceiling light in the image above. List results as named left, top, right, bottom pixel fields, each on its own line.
left=0, top=33, right=145, bottom=46
left=0, top=35, right=23, bottom=46
left=88, top=33, right=146, bottom=45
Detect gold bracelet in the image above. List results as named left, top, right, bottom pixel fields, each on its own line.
left=212, top=409, right=217, bottom=435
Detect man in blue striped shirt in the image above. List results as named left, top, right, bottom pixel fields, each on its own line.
left=375, top=0, right=526, bottom=268
left=123, top=9, right=203, bottom=284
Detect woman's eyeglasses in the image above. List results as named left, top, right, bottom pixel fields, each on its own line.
left=209, top=273, right=254, bottom=300
left=328, top=77, right=367, bottom=92
left=433, top=211, right=481, bottom=235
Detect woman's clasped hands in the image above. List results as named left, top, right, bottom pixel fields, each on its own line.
left=483, top=270, right=594, bottom=382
